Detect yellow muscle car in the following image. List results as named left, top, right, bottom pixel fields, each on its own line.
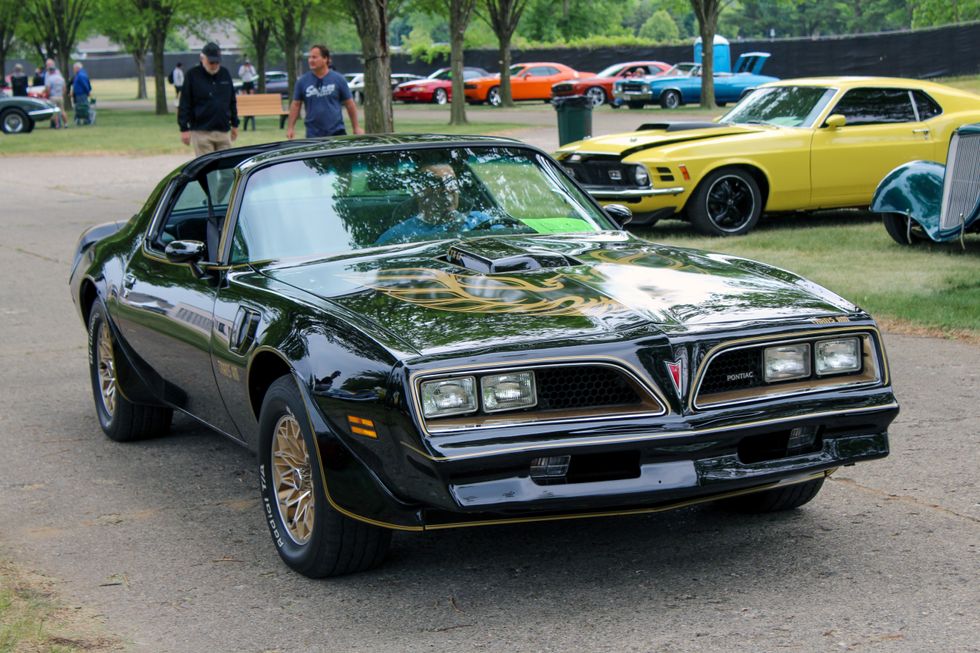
left=555, top=77, right=980, bottom=235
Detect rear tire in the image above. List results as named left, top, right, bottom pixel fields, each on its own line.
left=882, top=213, right=927, bottom=245
left=87, top=303, right=172, bottom=442
left=258, top=376, right=391, bottom=577
left=719, top=478, right=825, bottom=513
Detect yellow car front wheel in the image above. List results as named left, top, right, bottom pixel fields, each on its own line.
left=689, top=167, right=763, bottom=236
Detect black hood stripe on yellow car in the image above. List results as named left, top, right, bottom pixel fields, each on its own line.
left=619, top=132, right=748, bottom=159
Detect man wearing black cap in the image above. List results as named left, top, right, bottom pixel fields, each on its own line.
left=178, top=42, right=239, bottom=156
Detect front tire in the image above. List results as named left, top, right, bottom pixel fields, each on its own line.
left=486, top=86, right=502, bottom=107
left=688, top=167, right=763, bottom=236
left=258, top=376, right=391, bottom=578
left=882, top=213, right=928, bottom=245
left=87, top=303, right=172, bottom=442
left=660, top=90, right=681, bottom=110
left=433, top=88, right=448, bottom=105
left=719, top=478, right=825, bottom=513
left=585, top=87, right=606, bottom=106
left=1, top=108, right=29, bottom=134
left=627, top=101, right=645, bottom=110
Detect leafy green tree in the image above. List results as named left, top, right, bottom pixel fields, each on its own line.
left=638, top=8, right=680, bottom=41
left=239, top=0, right=275, bottom=93
left=689, top=0, right=735, bottom=108
left=274, top=0, right=318, bottom=95
left=23, top=0, right=93, bottom=108
left=92, top=0, right=153, bottom=98
left=476, top=0, right=529, bottom=107
left=0, top=0, right=19, bottom=79
left=519, top=0, right=630, bottom=42
left=911, top=0, right=980, bottom=27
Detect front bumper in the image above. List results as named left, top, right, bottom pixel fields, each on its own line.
left=323, top=391, right=897, bottom=529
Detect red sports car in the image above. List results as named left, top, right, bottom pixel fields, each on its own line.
left=393, top=67, right=490, bottom=104
left=551, top=60, right=672, bottom=107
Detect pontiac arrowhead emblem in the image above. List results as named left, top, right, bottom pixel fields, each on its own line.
left=665, top=356, right=686, bottom=397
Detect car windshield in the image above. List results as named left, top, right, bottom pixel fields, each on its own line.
left=429, top=69, right=451, bottom=80
left=508, top=65, right=526, bottom=75
left=720, top=86, right=837, bottom=127
left=595, top=64, right=625, bottom=78
left=231, top=146, right=613, bottom=262
left=664, top=64, right=698, bottom=77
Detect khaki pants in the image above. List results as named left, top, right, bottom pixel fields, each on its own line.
left=190, top=130, right=233, bottom=157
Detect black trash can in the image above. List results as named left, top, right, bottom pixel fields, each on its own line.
left=552, top=95, right=593, bottom=146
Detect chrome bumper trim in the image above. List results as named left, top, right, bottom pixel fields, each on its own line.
left=403, top=401, right=900, bottom=462
left=28, top=108, right=56, bottom=116
left=585, top=186, right=685, bottom=198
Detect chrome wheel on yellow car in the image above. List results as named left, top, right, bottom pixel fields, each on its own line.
left=258, top=376, right=391, bottom=577
left=87, top=302, right=172, bottom=442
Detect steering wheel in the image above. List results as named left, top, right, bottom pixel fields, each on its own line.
left=468, top=212, right=527, bottom=232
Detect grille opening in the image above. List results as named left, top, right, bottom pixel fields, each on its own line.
left=535, top=366, right=641, bottom=411
left=700, top=348, right=764, bottom=394
left=532, top=451, right=641, bottom=485
left=738, top=428, right=823, bottom=464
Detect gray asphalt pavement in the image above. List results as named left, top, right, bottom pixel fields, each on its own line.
left=0, top=151, right=977, bottom=653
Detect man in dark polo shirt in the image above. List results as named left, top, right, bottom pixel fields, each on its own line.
left=178, top=42, right=239, bottom=156
left=286, top=45, right=362, bottom=139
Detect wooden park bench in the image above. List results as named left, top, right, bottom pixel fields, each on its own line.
left=237, top=93, right=288, bottom=131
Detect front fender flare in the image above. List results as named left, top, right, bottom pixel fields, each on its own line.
left=870, top=160, right=945, bottom=234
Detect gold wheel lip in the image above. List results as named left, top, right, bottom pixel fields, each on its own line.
left=96, top=320, right=117, bottom=416
left=271, top=412, right=315, bottom=545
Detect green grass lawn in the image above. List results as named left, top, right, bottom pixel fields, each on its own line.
left=0, top=109, right=525, bottom=156
left=633, top=212, right=980, bottom=337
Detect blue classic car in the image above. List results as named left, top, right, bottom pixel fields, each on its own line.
left=870, top=122, right=980, bottom=245
left=613, top=53, right=778, bottom=110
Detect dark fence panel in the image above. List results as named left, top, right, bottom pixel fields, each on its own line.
left=9, top=22, right=978, bottom=81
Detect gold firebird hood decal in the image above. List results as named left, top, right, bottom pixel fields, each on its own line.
left=346, top=267, right=629, bottom=317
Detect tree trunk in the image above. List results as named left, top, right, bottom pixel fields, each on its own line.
left=151, top=30, right=168, bottom=114
left=134, top=52, right=147, bottom=99
left=348, top=0, right=393, bottom=133
left=254, top=24, right=270, bottom=94
left=498, top=34, right=512, bottom=107
left=448, top=0, right=476, bottom=125
left=699, top=23, right=715, bottom=108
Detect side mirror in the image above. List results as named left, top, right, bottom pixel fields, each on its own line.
left=604, top=204, right=633, bottom=228
left=824, top=114, right=846, bottom=129
left=165, top=239, right=206, bottom=263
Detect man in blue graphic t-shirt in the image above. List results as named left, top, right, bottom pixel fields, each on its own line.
left=286, top=45, right=362, bottom=138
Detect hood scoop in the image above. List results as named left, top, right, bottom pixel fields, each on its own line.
left=637, top=121, right=724, bottom=132
left=444, top=240, right=582, bottom=274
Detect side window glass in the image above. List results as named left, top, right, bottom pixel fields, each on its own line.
left=912, top=90, right=942, bottom=120
left=831, top=88, right=916, bottom=125
left=526, top=67, right=548, bottom=77
left=544, top=67, right=561, bottom=75
left=155, top=169, right=235, bottom=249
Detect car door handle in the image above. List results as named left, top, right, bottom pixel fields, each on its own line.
left=912, top=127, right=930, bottom=134
left=229, top=306, right=260, bottom=353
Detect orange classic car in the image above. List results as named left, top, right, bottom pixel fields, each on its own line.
left=464, top=62, right=591, bottom=106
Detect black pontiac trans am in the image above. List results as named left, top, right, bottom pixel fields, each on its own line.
left=70, top=135, right=899, bottom=577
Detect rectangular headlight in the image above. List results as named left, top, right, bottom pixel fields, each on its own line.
left=481, top=371, right=536, bottom=413
left=420, top=377, right=477, bottom=418
left=815, top=338, right=861, bottom=376
left=764, top=343, right=811, bottom=382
